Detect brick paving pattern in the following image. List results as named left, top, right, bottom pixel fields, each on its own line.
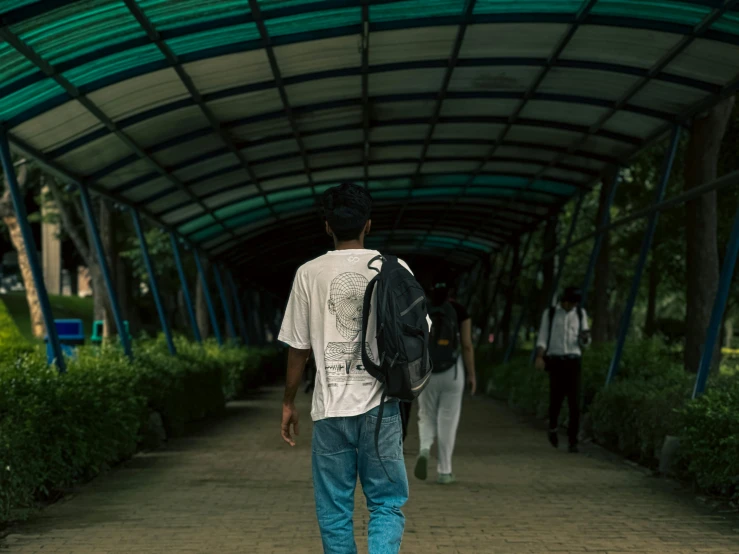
left=3, top=387, right=738, bottom=553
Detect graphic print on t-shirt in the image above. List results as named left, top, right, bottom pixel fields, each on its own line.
left=325, top=272, right=374, bottom=383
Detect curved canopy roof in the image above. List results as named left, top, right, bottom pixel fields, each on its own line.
left=3, top=0, right=739, bottom=289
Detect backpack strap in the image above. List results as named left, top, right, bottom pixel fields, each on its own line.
left=545, top=306, right=556, bottom=353
left=367, top=254, right=384, bottom=274
left=361, top=252, right=402, bottom=482
left=360, top=276, right=381, bottom=376
left=374, top=391, right=395, bottom=482
left=577, top=306, right=583, bottom=335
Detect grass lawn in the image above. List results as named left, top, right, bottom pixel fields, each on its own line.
left=1, top=293, right=94, bottom=342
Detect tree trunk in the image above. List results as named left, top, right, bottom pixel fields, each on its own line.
left=725, top=318, right=734, bottom=350
left=592, top=171, right=616, bottom=344
left=539, top=217, right=557, bottom=314
left=684, top=96, right=735, bottom=373
left=501, top=241, right=520, bottom=349
left=3, top=214, right=45, bottom=338
left=196, top=259, right=211, bottom=339
left=645, top=253, right=660, bottom=338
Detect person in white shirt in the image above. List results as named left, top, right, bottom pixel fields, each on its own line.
left=278, top=182, right=423, bottom=554
left=534, top=286, right=591, bottom=453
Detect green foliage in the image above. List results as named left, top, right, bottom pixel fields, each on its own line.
left=479, top=340, right=738, bottom=497
left=0, top=293, right=94, bottom=342
left=0, top=338, right=282, bottom=524
left=677, top=376, right=739, bottom=500
left=0, top=297, right=28, bottom=348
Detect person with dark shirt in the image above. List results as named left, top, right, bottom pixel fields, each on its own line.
left=413, top=279, right=476, bottom=485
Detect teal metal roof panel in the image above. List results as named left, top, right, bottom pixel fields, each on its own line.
left=1, top=0, right=738, bottom=274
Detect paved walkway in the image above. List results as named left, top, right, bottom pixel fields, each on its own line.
left=3, top=387, right=738, bottom=554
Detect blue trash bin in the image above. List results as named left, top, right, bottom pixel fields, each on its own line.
left=45, top=319, right=85, bottom=365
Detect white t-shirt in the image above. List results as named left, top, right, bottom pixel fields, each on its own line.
left=278, top=249, right=426, bottom=421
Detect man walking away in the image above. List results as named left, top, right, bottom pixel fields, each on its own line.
left=414, top=278, right=476, bottom=484
left=279, top=182, right=426, bottom=554
left=534, top=286, right=591, bottom=453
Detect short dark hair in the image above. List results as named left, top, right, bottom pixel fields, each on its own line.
left=562, top=286, right=582, bottom=303
left=322, top=182, right=372, bottom=241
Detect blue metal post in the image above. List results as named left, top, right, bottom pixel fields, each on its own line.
left=227, top=269, right=249, bottom=345
left=77, top=183, right=133, bottom=359
left=606, top=126, right=681, bottom=385
left=193, top=250, right=223, bottom=346
left=131, top=210, right=176, bottom=355
left=213, top=264, right=237, bottom=341
left=170, top=233, right=201, bottom=343
left=0, top=133, right=66, bottom=372
left=693, top=204, right=739, bottom=398
left=581, top=169, right=621, bottom=307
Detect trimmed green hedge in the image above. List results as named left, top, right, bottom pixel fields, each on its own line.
left=0, top=338, right=283, bottom=524
left=479, top=340, right=739, bottom=500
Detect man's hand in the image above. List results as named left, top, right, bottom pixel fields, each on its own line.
left=535, top=356, right=547, bottom=371
left=467, top=373, right=477, bottom=396
left=281, top=403, right=299, bottom=447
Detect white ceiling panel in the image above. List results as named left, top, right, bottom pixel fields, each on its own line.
left=89, top=68, right=189, bottom=122
left=12, top=100, right=104, bottom=152
left=184, top=50, right=273, bottom=94
left=275, top=35, right=360, bottom=78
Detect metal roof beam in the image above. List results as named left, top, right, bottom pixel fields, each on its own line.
left=173, top=178, right=563, bottom=234
left=0, top=25, right=239, bottom=244
left=48, top=87, right=673, bottom=163
left=429, top=0, right=600, bottom=246
left=361, top=2, right=371, bottom=188
left=537, top=0, right=739, bottom=185
left=184, top=191, right=557, bottom=241
left=122, top=0, right=279, bottom=223
left=248, top=0, right=319, bottom=211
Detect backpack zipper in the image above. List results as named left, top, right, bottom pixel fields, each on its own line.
left=411, top=371, right=431, bottom=392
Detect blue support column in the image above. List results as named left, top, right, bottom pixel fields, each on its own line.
left=693, top=204, right=739, bottom=398
left=193, top=250, right=223, bottom=346
left=606, top=126, right=681, bottom=385
left=581, top=169, right=621, bottom=307
left=170, top=233, right=201, bottom=344
left=131, top=210, right=175, bottom=355
left=77, top=183, right=133, bottom=359
left=213, top=264, right=237, bottom=341
left=0, top=132, right=66, bottom=372
left=227, top=269, right=249, bottom=345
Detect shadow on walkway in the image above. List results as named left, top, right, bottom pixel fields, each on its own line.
left=3, top=387, right=738, bottom=553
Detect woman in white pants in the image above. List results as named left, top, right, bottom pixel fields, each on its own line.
left=414, top=283, right=476, bottom=484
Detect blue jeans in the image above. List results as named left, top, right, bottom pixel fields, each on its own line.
left=312, top=402, right=408, bottom=554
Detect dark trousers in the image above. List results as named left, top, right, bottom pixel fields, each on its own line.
left=547, top=356, right=582, bottom=446
left=400, top=400, right=413, bottom=442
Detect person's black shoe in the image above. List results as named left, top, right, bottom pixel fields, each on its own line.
left=548, top=430, right=559, bottom=449
left=568, top=444, right=579, bottom=454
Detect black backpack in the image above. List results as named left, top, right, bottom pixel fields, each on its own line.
left=428, top=301, right=460, bottom=373
left=546, top=305, right=584, bottom=352
left=361, top=254, right=432, bottom=478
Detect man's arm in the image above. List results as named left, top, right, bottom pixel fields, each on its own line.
left=282, top=347, right=311, bottom=446
left=460, top=319, right=476, bottom=395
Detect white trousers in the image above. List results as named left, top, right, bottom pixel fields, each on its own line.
left=417, top=360, right=465, bottom=475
